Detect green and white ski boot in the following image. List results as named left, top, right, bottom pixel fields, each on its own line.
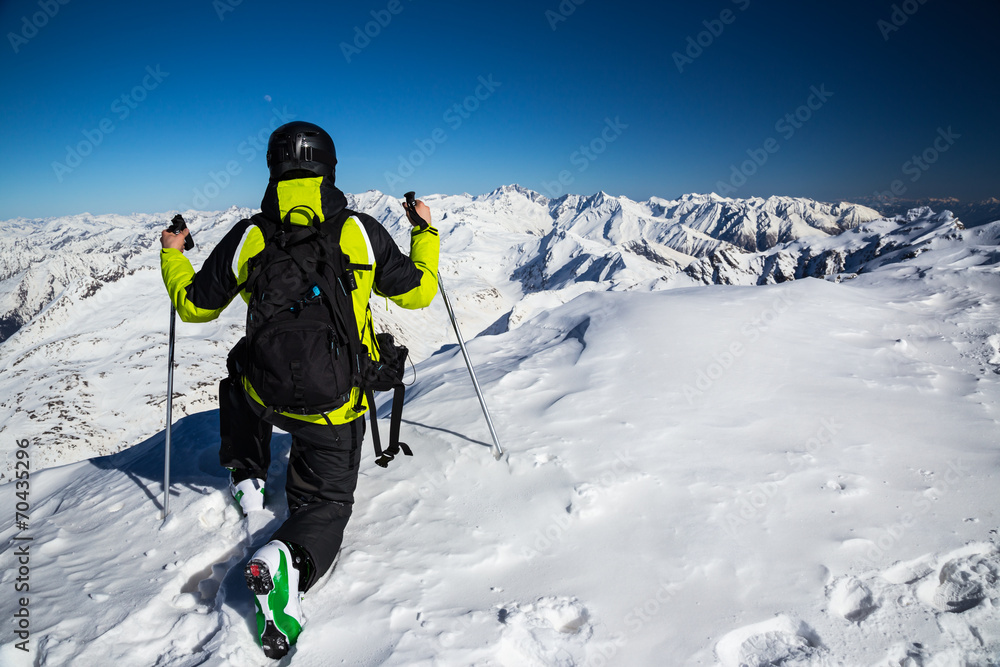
left=245, top=540, right=304, bottom=659
left=229, top=472, right=265, bottom=516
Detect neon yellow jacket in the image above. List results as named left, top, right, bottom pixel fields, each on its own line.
left=160, top=176, right=439, bottom=424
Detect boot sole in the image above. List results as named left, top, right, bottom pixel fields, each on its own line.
left=245, top=559, right=290, bottom=659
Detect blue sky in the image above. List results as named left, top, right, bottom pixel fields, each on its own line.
left=1, top=0, right=996, bottom=219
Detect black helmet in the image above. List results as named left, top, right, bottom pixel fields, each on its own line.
left=266, top=121, right=337, bottom=180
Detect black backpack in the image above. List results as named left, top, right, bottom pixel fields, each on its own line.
left=242, top=211, right=412, bottom=466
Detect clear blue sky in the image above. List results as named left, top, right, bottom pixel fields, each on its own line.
left=1, top=0, right=996, bottom=219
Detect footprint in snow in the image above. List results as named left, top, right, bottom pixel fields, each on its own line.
left=198, top=505, right=225, bottom=530
left=715, top=615, right=829, bottom=667
left=496, top=596, right=592, bottom=667
left=533, top=452, right=560, bottom=467
left=880, top=554, right=936, bottom=585
left=917, top=548, right=1000, bottom=613
left=568, top=471, right=645, bottom=519
left=827, top=576, right=878, bottom=623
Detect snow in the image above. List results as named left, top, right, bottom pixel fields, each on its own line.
left=1, top=188, right=999, bottom=665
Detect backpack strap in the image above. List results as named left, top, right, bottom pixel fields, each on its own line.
left=367, top=332, right=412, bottom=467
left=386, top=384, right=411, bottom=460
left=368, top=386, right=412, bottom=468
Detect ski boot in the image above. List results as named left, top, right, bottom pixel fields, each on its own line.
left=245, top=540, right=304, bottom=659
left=228, top=470, right=265, bottom=516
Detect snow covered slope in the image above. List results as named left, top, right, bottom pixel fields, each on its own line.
left=1, top=188, right=999, bottom=665
left=1, top=268, right=999, bottom=665
left=0, top=213, right=162, bottom=342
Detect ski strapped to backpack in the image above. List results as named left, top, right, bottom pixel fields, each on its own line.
left=241, top=208, right=413, bottom=466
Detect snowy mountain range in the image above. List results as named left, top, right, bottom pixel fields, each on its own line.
left=0, top=187, right=882, bottom=347
left=853, top=195, right=1000, bottom=228
left=1, top=186, right=999, bottom=665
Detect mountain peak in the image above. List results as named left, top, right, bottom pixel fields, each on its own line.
left=485, top=184, right=549, bottom=205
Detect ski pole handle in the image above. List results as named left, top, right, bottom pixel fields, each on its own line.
left=168, top=214, right=195, bottom=251
left=402, top=191, right=429, bottom=231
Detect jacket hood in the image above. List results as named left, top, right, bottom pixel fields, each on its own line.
left=260, top=174, right=348, bottom=226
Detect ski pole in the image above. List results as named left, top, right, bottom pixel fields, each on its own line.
left=402, top=192, right=503, bottom=461
left=162, top=215, right=194, bottom=519
left=163, top=304, right=176, bottom=520
left=438, top=273, right=504, bottom=460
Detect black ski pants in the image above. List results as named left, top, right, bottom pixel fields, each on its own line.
left=219, top=374, right=364, bottom=592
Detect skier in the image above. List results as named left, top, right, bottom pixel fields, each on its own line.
left=159, top=121, right=439, bottom=658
